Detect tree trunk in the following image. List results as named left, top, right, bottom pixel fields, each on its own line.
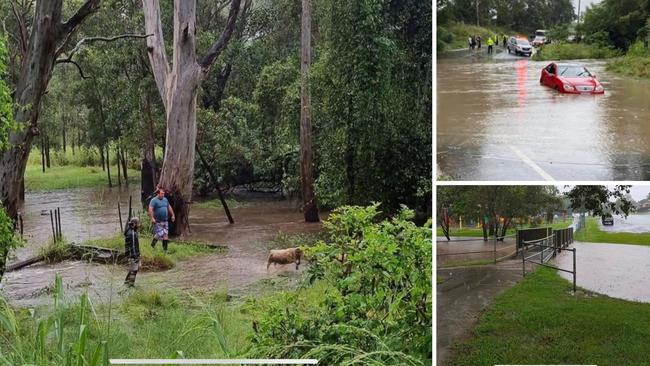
left=62, top=115, right=67, bottom=153
left=45, top=135, right=51, bottom=168
left=141, top=94, right=157, bottom=206
left=0, top=0, right=101, bottom=221
left=142, top=0, right=241, bottom=236
left=41, top=136, right=46, bottom=173
left=116, top=145, right=122, bottom=187
left=106, top=144, right=112, bottom=187
left=99, top=145, right=105, bottom=171
left=300, top=0, right=319, bottom=223
left=121, top=146, right=128, bottom=186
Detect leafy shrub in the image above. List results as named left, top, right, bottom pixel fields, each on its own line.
left=533, top=42, right=620, bottom=61
left=0, top=204, right=22, bottom=281
left=249, top=204, right=432, bottom=364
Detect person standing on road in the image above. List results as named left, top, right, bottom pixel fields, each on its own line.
left=471, top=36, right=476, bottom=50
left=468, top=36, right=472, bottom=50
left=477, top=36, right=481, bottom=49
left=124, top=217, right=141, bottom=287
left=503, top=34, right=507, bottom=47
left=148, top=188, right=175, bottom=253
left=487, top=37, right=494, bottom=54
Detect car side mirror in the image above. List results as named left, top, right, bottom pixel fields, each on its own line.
left=592, top=74, right=597, bottom=79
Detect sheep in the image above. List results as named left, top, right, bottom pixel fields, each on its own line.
left=267, top=247, right=303, bottom=270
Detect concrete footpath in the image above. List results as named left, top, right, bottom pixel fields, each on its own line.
left=436, top=260, right=523, bottom=365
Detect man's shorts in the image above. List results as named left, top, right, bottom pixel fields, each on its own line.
left=153, top=221, right=169, bottom=240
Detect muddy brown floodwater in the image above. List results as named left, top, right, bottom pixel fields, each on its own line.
left=2, top=188, right=324, bottom=307
left=555, top=242, right=650, bottom=302
left=437, top=49, right=650, bottom=180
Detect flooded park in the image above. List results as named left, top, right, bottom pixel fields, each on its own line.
left=437, top=50, right=650, bottom=180
left=2, top=187, right=323, bottom=307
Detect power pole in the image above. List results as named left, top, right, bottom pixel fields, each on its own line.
left=300, top=0, right=319, bottom=222
left=476, top=0, right=480, bottom=26
left=577, top=0, right=581, bottom=24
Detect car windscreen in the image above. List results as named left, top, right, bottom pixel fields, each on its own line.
left=517, top=39, right=530, bottom=45
left=558, top=66, right=592, bottom=77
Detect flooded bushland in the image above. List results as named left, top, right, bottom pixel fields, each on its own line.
left=2, top=187, right=324, bottom=307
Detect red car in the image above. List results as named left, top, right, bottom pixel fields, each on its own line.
left=540, top=62, right=604, bottom=94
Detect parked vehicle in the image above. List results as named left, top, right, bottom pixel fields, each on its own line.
left=532, top=29, right=547, bottom=46
left=507, top=37, right=532, bottom=57
left=601, top=214, right=614, bottom=225
left=539, top=62, right=605, bottom=94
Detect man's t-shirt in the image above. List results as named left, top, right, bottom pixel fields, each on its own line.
left=149, top=197, right=169, bottom=222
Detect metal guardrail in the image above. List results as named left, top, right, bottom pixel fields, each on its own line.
left=522, top=229, right=576, bottom=292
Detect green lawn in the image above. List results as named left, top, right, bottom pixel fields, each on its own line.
left=437, top=219, right=572, bottom=238
left=574, top=217, right=650, bottom=246
left=448, top=267, right=650, bottom=365
left=25, top=164, right=139, bottom=191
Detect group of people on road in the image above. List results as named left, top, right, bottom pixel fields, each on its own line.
left=123, top=187, right=176, bottom=287
left=468, top=34, right=508, bottom=55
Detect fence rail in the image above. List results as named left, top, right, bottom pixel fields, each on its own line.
left=436, top=234, right=517, bottom=266
left=522, top=227, right=576, bottom=292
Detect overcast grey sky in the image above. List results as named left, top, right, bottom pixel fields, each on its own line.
left=574, top=0, right=602, bottom=15
left=558, top=185, right=650, bottom=202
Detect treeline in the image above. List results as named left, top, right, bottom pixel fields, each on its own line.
left=579, top=0, right=650, bottom=50
left=437, top=186, right=563, bottom=239
left=437, top=0, right=574, bottom=35
left=0, top=0, right=431, bottom=215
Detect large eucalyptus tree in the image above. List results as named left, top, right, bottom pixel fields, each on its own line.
left=142, top=0, right=242, bottom=235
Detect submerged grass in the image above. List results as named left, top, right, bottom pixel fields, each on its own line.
left=448, top=267, right=650, bottom=365
left=25, top=164, right=139, bottom=192
left=195, top=197, right=251, bottom=210
left=574, top=217, right=650, bottom=246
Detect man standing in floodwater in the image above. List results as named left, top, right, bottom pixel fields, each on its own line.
left=487, top=37, right=494, bottom=54
left=124, top=217, right=141, bottom=286
left=148, top=188, right=175, bottom=252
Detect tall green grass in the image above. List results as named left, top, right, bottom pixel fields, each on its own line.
left=0, top=274, right=254, bottom=363
left=25, top=164, right=139, bottom=192
left=607, top=41, right=650, bottom=78
left=532, top=42, right=620, bottom=61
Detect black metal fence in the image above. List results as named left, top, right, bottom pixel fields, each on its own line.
left=522, top=228, right=576, bottom=292
left=436, top=234, right=518, bottom=267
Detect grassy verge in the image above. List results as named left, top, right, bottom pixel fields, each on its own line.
left=607, top=41, right=650, bottom=78
left=574, top=217, right=650, bottom=246
left=448, top=267, right=650, bottom=365
left=438, top=258, right=495, bottom=268
left=532, top=42, right=620, bottom=61
left=437, top=219, right=572, bottom=237
left=25, top=164, right=139, bottom=191
left=85, top=234, right=221, bottom=270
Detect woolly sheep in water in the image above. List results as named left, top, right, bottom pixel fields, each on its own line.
left=267, top=247, right=303, bottom=270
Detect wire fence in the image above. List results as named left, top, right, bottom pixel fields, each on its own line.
left=436, top=234, right=518, bottom=268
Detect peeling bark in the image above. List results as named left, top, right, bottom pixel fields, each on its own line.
left=142, top=0, right=241, bottom=235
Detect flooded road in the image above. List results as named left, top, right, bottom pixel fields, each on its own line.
left=555, top=242, right=650, bottom=302
left=2, top=188, right=324, bottom=307
left=598, top=214, right=650, bottom=233
left=437, top=49, right=650, bottom=180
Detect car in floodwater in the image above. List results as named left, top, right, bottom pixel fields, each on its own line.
left=539, top=62, right=605, bottom=94
left=507, top=37, right=532, bottom=56
left=601, top=214, right=614, bottom=226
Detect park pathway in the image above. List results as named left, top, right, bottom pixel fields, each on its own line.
left=436, top=259, right=523, bottom=366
